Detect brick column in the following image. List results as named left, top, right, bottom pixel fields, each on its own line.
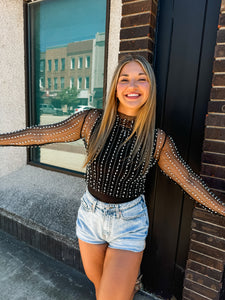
left=183, top=1, right=225, bottom=299
left=119, top=0, right=158, bottom=63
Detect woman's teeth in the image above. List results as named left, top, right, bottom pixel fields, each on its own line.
left=126, top=93, right=139, bottom=97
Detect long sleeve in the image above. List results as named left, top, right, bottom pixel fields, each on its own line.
left=154, top=130, right=225, bottom=216
left=0, top=109, right=101, bottom=147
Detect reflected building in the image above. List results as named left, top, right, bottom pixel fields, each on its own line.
left=41, top=32, right=105, bottom=109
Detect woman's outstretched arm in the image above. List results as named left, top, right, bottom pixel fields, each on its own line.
left=0, top=109, right=100, bottom=147
left=155, top=130, right=225, bottom=216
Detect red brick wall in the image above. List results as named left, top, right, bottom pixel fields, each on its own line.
left=183, top=208, right=225, bottom=300
left=183, top=1, right=225, bottom=299
left=201, top=4, right=225, bottom=202
left=119, top=0, right=158, bottom=62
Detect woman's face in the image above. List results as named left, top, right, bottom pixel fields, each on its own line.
left=116, top=61, right=150, bottom=116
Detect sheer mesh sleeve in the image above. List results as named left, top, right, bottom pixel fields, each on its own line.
left=154, top=130, right=225, bottom=216
left=0, top=109, right=101, bottom=147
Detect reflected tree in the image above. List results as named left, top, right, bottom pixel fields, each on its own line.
left=55, top=87, right=79, bottom=112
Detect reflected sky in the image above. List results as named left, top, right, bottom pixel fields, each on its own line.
left=39, top=0, right=106, bottom=51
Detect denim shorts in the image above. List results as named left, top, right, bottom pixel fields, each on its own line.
left=76, top=189, right=149, bottom=252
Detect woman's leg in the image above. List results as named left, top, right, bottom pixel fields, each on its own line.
left=97, top=248, right=143, bottom=300
left=78, top=239, right=108, bottom=296
left=79, top=238, right=143, bottom=300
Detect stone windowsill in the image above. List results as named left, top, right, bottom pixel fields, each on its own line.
left=0, top=165, right=86, bottom=247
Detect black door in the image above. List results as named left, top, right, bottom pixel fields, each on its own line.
left=142, top=0, right=221, bottom=299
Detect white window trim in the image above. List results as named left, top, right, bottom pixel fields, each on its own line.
left=85, top=77, right=89, bottom=89
left=78, top=57, right=83, bottom=69
left=77, top=77, right=82, bottom=89
left=85, top=56, right=90, bottom=68
left=70, top=57, right=75, bottom=70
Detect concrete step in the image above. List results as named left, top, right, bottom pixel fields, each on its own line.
left=0, top=229, right=156, bottom=299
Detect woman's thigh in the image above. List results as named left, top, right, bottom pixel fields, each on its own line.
left=97, top=248, right=143, bottom=300
left=78, top=239, right=108, bottom=289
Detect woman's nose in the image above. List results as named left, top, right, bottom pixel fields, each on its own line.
left=128, top=79, right=137, bottom=88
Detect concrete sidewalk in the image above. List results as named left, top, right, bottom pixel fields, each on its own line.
left=0, top=230, right=156, bottom=300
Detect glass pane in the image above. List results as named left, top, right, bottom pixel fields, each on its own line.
left=28, top=0, right=107, bottom=173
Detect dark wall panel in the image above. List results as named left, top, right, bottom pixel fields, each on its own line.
left=143, top=0, right=221, bottom=298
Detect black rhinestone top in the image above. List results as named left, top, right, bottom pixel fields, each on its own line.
left=85, top=111, right=157, bottom=203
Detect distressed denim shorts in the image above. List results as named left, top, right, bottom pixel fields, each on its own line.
left=76, top=189, right=149, bottom=252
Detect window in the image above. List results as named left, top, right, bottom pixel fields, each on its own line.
left=61, top=77, right=65, bottom=89
left=61, top=58, right=65, bottom=71
left=70, top=77, right=74, bottom=88
left=77, top=77, right=82, bottom=89
left=54, top=59, right=58, bottom=71
left=48, top=60, right=52, bottom=71
left=85, top=77, right=90, bottom=89
left=40, top=77, right=45, bottom=88
left=78, top=57, right=83, bottom=69
left=47, top=78, right=51, bottom=89
left=40, top=60, right=45, bottom=72
left=85, top=56, right=90, bottom=68
left=71, top=58, right=75, bottom=69
left=27, top=0, right=107, bottom=174
left=54, top=77, right=58, bottom=90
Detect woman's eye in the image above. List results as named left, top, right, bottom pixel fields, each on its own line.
left=139, top=78, right=147, bottom=81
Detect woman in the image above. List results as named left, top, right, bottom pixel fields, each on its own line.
left=0, top=55, right=224, bottom=300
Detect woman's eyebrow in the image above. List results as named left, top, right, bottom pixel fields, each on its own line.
left=119, top=72, right=146, bottom=76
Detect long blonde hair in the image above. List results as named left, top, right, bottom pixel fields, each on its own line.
left=84, top=55, right=156, bottom=173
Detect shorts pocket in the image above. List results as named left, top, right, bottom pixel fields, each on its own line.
left=121, top=201, right=146, bottom=220
left=80, top=194, right=92, bottom=212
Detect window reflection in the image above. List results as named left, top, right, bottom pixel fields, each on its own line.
left=54, top=59, right=58, bottom=71
left=48, top=60, right=52, bottom=71
left=61, top=58, right=65, bottom=71
left=28, top=0, right=106, bottom=173
left=71, top=58, right=75, bottom=70
left=78, top=57, right=83, bottom=69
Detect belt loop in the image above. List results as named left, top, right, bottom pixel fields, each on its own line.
left=116, top=205, right=121, bottom=218
left=92, top=201, right=97, bottom=212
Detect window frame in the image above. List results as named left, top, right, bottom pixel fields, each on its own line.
left=70, top=76, right=75, bottom=88
left=60, top=77, right=64, bottom=89
left=54, top=59, right=58, bottom=71
left=85, top=56, right=90, bottom=68
left=48, top=59, right=52, bottom=71
left=85, top=76, right=90, bottom=89
left=47, top=78, right=51, bottom=89
left=77, top=77, right=82, bottom=89
left=54, top=77, right=58, bottom=90
left=25, top=0, right=110, bottom=178
left=71, top=57, right=75, bottom=70
left=61, top=58, right=65, bottom=71
left=78, top=57, right=83, bottom=69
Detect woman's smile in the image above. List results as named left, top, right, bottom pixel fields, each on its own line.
left=125, top=93, right=141, bottom=99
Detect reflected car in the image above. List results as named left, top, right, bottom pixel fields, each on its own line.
left=74, top=105, right=94, bottom=113
left=40, top=104, right=63, bottom=115
left=53, top=108, right=64, bottom=116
